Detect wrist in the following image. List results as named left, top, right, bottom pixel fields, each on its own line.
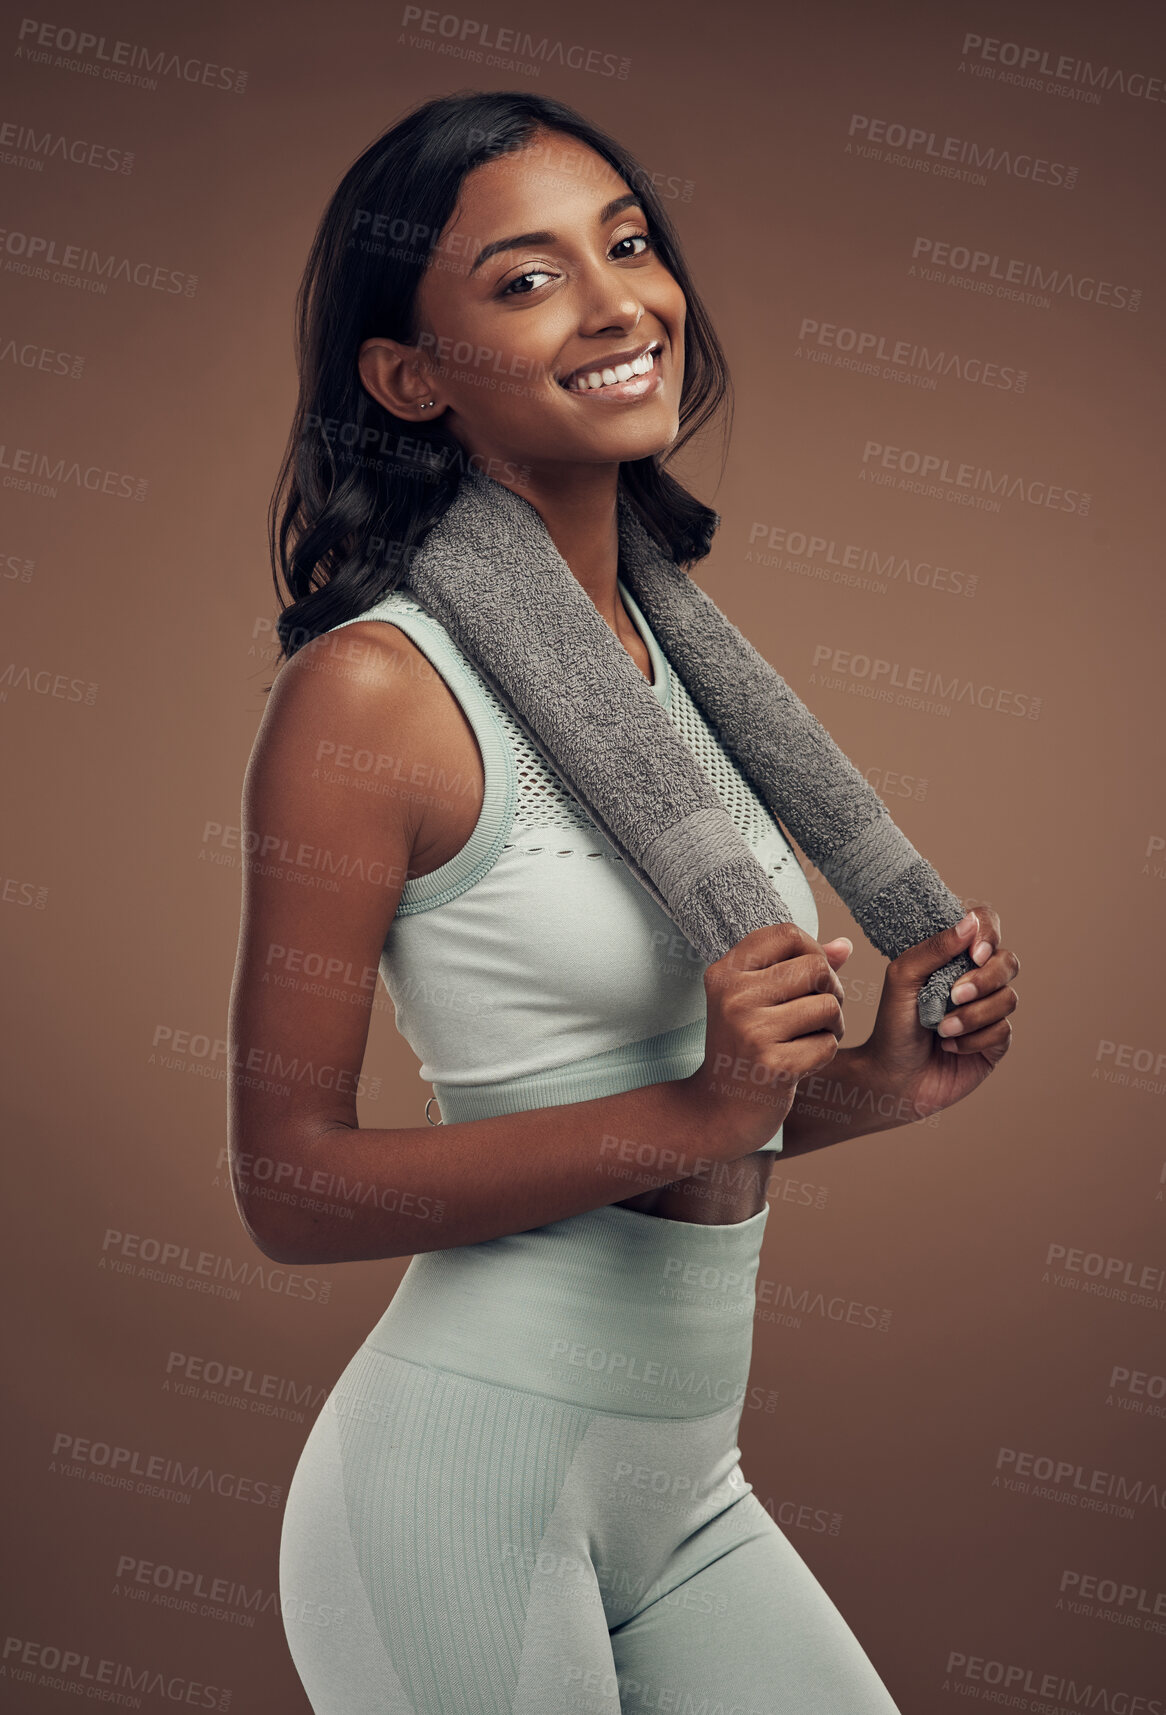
left=782, top=1043, right=916, bottom=1154
left=666, top=1070, right=792, bottom=1161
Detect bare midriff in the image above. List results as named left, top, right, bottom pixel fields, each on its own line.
left=612, top=1150, right=775, bottom=1224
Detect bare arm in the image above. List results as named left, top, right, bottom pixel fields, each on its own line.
left=776, top=1044, right=923, bottom=1157
left=226, top=619, right=761, bottom=1266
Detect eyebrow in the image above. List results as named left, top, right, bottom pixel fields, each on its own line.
left=468, top=193, right=645, bottom=276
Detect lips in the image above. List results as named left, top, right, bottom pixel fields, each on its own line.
left=559, top=340, right=662, bottom=391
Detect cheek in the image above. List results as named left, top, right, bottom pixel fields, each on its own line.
left=659, top=270, right=687, bottom=320
left=660, top=287, right=688, bottom=353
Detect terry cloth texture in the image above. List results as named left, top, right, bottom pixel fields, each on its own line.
left=403, top=465, right=973, bottom=1027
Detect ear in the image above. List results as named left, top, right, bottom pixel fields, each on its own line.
left=357, top=336, right=442, bottom=421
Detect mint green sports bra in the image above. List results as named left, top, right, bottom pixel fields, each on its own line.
left=324, top=580, right=820, bottom=1152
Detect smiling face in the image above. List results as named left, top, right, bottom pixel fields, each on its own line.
left=359, top=128, right=688, bottom=481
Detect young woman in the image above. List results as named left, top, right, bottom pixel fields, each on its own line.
left=228, top=90, right=1017, bottom=1715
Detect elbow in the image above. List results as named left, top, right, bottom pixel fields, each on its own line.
left=227, top=1140, right=326, bottom=1266
left=234, top=1196, right=320, bottom=1266
left=226, top=1129, right=408, bottom=1265
left=247, top=1221, right=318, bottom=1267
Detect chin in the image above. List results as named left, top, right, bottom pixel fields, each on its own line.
left=614, top=421, right=682, bottom=464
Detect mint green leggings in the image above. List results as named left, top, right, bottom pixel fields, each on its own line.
left=279, top=1201, right=902, bottom=1714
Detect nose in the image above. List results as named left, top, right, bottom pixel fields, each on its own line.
left=574, top=250, right=644, bottom=339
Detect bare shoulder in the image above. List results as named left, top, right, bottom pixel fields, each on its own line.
left=259, top=618, right=457, bottom=771
left=251, top=614, right=484, bottom=877
left=270, top=617, right=441, bottom=728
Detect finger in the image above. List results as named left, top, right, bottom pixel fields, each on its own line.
left=777, top=950, right=848, bottom=1008
left=756, top=990, right=846, bottom=1048
left=821, top=936, right=853, bottom=969
left=937, top=983, right=1018, bottom=1039
left=809, top=949, right=848, bottom=1007
left=940, top=1016, right=1014, bottom=1058
left=888, top=909, right=980, bottom=987
left=728, top=922, right=817, bottom=973
left=948, top=946, right=1021, bottom=1007
left=965, top=901, right=1001, bottom=967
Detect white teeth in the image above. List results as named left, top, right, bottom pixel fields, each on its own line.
left=566, top=347, right=657, bottom=391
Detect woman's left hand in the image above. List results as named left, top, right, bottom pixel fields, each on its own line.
left=862, top=903, right=1020, bottom=1121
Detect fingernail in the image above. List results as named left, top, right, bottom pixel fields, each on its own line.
left=941, top=1039, right=958, bottom=1052
left=972, top=941, right=992, bottom=964
left=950, top=981, right=976, bottom=1005
left=957, top=911, right=977, bottom=933
left=938, top=1017, right=963, bottom=1036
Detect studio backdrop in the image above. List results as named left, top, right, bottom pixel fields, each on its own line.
left=2, top=0, right=1164, bottom=1711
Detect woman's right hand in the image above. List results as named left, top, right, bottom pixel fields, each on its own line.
left=677, top=923, right=854, bottom=1154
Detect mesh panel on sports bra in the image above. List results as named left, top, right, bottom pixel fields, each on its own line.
left=472, top=665, right=801, bottom=891
left=368, top=584, right=817, bottom=1099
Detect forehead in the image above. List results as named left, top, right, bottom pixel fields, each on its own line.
left=449, top=131, right=632, bottom=232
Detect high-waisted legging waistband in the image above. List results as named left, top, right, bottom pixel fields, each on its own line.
left=364, top=1199, right=770, bottom=1420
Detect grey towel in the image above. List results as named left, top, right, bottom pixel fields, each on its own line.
left=405, top=465, right=973, bottom=1028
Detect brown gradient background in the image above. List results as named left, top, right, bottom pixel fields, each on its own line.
left=2, top=0, right=1164, bottom=1708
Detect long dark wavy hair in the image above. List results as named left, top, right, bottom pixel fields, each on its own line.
left=268, top=88, right=734, bottom=665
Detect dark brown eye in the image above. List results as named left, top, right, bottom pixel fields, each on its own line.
left=499, top=231, right=653, bottom=298
left=501, top=267, right=557, bottom=297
